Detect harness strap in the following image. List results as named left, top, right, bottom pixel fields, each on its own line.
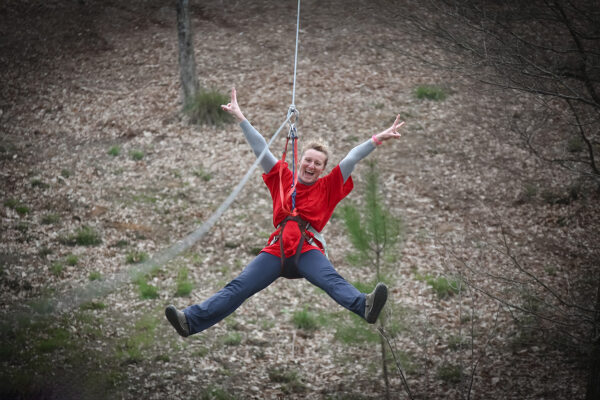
left=307, top=224, right=328, bottom=258
left=278, top=123, right=300, bottom=216
left=276, top=215, right=310, bottom=275
left=278, top=143, right=296, bottom=216
left=269, top=221, right=329, bottom=257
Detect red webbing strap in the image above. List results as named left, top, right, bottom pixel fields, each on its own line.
left=289, top=137, right=299, bottom=209
left=276, top=109, right=302, bottom=276
left=278, top=137, right=290, bottom=214
left=278, top=136, right=299, bottom=216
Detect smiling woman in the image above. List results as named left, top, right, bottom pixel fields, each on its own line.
left=165, top=88, right=405, bottom=337
left=299, top=146, right=328, bottom=184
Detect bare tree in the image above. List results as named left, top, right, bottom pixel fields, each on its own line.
left=378, top=0, right=600, bottom=186
left=373, top=1, right=600, bottom=397
left=446, top=229, right=600, bottom=399
left=176, top=0, right=199, bottom=107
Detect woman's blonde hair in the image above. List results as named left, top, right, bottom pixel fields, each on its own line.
left=302, top=141, right=329, bottom=167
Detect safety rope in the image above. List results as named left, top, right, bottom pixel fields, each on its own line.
left=21, top=114, right=294, bottom=317
left=17, top=0, right=305, bottom=318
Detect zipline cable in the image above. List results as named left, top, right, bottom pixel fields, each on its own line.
left=291, top=0, right=301, bottom=109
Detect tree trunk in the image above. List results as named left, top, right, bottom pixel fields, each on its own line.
left=586, top=340, right=600, bottom=400
left=176, top=0, right=198, bottom=107
left=376, top=250, right=390, bottom=399
left=586, top=279, right=600, bottom=399
left=380, top=330, right=390, bottom=400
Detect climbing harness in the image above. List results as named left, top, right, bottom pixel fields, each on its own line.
left=273, top=216, right=330, bottom=277
left=276, top=214, right=310, bottom=277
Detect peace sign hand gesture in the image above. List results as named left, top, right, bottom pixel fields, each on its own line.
left=372, top=114, right=405, bottom=145
left=221, top=87, right=246, bottom=122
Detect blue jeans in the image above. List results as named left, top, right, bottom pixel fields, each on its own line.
left=183, top=250, right=366, bottom=335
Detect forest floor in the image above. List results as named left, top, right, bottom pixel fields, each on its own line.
left=1, top=1, right=597, bottom=399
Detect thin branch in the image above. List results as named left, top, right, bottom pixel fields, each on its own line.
left=567, top=98, right=599, bottom=175
left=378, top=327, right=415, bottom=400
left=449, top=245, right=594, bottom=328
left=497, top=229, right=596, bottom=314
left=467, top=303, right=503, bottom=400
left=553, top=1, right=600, bottom=105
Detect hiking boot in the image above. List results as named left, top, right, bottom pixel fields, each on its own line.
left=165, top=305, right=190, bottom=337
left=365, top=283, right=388, bottom=324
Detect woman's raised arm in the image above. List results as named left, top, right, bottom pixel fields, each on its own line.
left=339, top=114, right=405, bottom=182
left=221, top=88, right=277, bottom=173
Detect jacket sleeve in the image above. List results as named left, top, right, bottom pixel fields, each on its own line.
left=240, top=120, right=278, bottom=173
left=338, top=139, right=376, bottom=182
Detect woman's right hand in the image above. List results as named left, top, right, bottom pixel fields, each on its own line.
left=221, top=87, right=246, bottom=122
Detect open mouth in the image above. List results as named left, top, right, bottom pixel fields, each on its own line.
left=303, top=169, right=315, bottom=179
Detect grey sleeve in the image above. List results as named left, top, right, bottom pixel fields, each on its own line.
left=240, top=120, right=278, bottom=173
left=339, top=139, right=376, bottom=182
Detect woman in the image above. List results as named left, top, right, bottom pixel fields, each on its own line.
left=166, top=88, right=404, bottom=337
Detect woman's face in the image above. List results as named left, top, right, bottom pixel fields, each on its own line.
left=299, top=149, right=327, bottom=184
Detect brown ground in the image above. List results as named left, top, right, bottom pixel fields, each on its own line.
left=1, top=1, right=596, bottom=399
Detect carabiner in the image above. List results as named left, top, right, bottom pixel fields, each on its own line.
left=287, top=105, right=300, bottom=125
left=287, top=105, right=300, bottom=139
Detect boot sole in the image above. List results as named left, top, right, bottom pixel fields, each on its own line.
left=366, top=283, right=388, bottom=324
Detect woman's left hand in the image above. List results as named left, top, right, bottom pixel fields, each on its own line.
left=372, top=114, right=405, bottom=145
